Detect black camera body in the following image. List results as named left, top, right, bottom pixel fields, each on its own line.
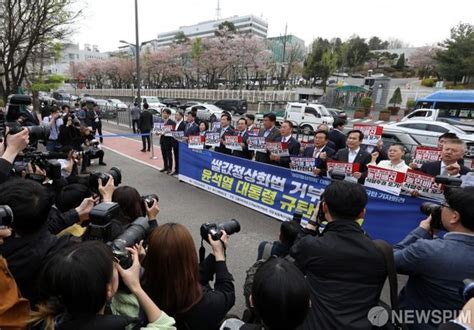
left=0, top=205, right=13, bottom=227
left=200, top=219, right=240, bottom=243
left=2, top=94, right=50, bottom=143
left=420, top=202, right=445, bottom=231
left=87, top=202, right=121, bottom=242
left=141, top=194, right=159, bottom=208
left=14, top=150, right=67, bottom=180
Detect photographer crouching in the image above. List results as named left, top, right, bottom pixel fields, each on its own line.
left=394, top=186, right=474, bottom=329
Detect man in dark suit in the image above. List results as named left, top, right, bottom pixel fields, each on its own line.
left=215, top=112, right=235, bottom=155
left=171, top=110, right=186, bottom=176
left=138, top=103, right=153, bottom=152
left=328, top=118, right=346, bottom=151
left=420, top=139, right=471, bottom=177
left=333, top=129, right=372, bottom=183
left=255, top=113, right=281, bottom=164
left=303, top=130, right=336, bottom=176
left=232, top=118, right=253, bottom=160
left=270, top=121, right=300, bottom=168
left=158, top=108, right=176, bottom=174
left=184, top=111, right=200, bottom=137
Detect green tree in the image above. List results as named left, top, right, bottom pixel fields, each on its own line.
left=436, top=23, right=474, bottom=85
left=215, top=21, right=237, bottom=38
left=31, top=74, right=65, bottom=92
left=395, top=53, right=405, bottom=70
left=368, top=36, right=389, bottom=50
left=346, top=36, right=370, bottom=71
left=174, top=32, right=189, bottom=44
left=303, top=38, right=337, bottom=91
left=370, top=51, right=398, bottom=68
left=389, top=87, right=402, bottom=106
left=191, top=38, right=203, bottom=87
left=0, top=0, right=81, bottom=102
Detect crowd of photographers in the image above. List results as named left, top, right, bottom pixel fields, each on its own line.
left=2, top=95, right=474, bottom=330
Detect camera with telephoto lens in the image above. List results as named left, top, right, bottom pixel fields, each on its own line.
left=86, top=202, right=150, bottom=269
left=13, top=150, right=67, bottom=181
left=110, top=217, right=149, bottom=269
left=420, top=202, right=445, bottom=231
left=89, top=167, right=122, bottom=192
left=0, top=205, right=13, bottom=227
left=2, top=94, right=50, bottom=143
left=200, top=219, right=240, bottom=243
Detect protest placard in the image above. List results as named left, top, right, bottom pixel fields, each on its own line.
left=364, top=165, right=406, bottom=196
left=413, top=146, right=442, bottom=166
left=188, top=135, right=205, bottom=150
left=290, top=157, right=316, bottom=173
left=266, top=142, right=289, bottom=157
left=353, top=124, right=383, bottom=146
left=205, top=132, right=221, bottom=147
left=248, top=136, right=267, bottom=152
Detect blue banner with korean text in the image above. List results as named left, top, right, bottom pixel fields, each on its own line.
left=179, top=143, right=425, bottom=244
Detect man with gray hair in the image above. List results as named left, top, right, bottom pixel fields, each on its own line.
left=131, top=102, right=141, bottom=134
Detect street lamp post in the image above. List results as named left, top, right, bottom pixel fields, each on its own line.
left=119, top=0, right=141, bottom=108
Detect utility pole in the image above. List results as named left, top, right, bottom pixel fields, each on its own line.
left=135, top=0, right=141, bottom=107
left=280, top=23, right=288, bottom=90
left=216, top=0, right=221, bottom=20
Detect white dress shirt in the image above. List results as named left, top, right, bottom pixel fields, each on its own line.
left=376, top=160, right=410, bottom=173
left=348, top=147, right=360, bottom=163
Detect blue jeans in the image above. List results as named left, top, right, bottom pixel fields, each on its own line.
left=46, top=140, right=58, bottom=152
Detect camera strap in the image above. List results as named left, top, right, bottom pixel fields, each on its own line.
left=199, top=239, right=205, bottom=264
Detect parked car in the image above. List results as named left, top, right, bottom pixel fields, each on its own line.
left=383, top=120, right=474, bottom=158
left=214, top=99, right=248, bottom=115
left=135, top=96, right=166, bottom=112
left=326, top=108, right=347, bottom=121
left=186, top=103, right=226, bottom=122
left=52, top=91, right=72, bottom=106
left=107, top=99, right=128, bottom=110
left=162, top=98, right=180, bottom=108
left=351, top=73, right=365, bottom=79
left=284, top=102, right=334, bottom=135
left=149, top=107, right=176, bottom=122
left=179, top=101, right=200, bottom=111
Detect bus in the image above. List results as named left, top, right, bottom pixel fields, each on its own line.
left=414, top=90, right=474, bottom=122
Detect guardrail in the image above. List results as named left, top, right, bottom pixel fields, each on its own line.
left=64, top=88, right=299, bottom=103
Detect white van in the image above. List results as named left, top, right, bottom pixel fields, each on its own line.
left=285, top=102, right=334, bottom=134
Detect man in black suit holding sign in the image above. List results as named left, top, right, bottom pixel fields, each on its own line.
left=232, top=118, right=253, bottom=160
left=215, top=112, right=235, bottom=155
left=270, top=120, right=300, bottom=168
left=171, top=110, right=186, bottom=176
left=303, top=130, right=336, bottom=176
left=419, top=139, right=471, bottom=177
left=255, top=113, right=281, bottom=164
left=333, top=130, right=372, bottom=183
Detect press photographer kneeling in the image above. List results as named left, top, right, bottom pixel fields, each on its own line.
left=394, top=186, right=474, bottom=329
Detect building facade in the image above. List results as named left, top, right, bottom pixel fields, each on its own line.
left=48, top=43, right=109, bottom=76
left=267, top=35, right=306, bottom=63
left=156, top=14, right=268, bottom=48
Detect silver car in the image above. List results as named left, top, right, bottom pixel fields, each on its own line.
left=186, top=103, right=225, bottom=122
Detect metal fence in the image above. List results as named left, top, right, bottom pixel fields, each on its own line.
left=64, top=88, right=299, bottom=103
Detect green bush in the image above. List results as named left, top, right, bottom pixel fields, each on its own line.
left=421, top=78, right=436, bottom=87
left=406, top=99, right=416, bottom=109
left=360, top=97, right=373, bottom=110
left=446, top=84, right=465, bottom=90
left=0, top=99, right=4, bottom=107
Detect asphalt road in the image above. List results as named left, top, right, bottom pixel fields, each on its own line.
left=99, top=121, right=406, bottom=317
left=98, top=130, right=281, bottom=316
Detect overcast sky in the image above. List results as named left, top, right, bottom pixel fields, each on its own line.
left=72, top=0, right=474, bottom=52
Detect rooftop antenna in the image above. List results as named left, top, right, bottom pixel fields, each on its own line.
left=216, top=0, right=221, bottom=20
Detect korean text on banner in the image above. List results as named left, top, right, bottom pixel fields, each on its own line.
left=364, top=165, right=406, bottom=196
left=178, top=143, right=425, bottom=244
left=353, top=124, right=383, bottom=146
left=413, top=146, right=442, bottom=166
